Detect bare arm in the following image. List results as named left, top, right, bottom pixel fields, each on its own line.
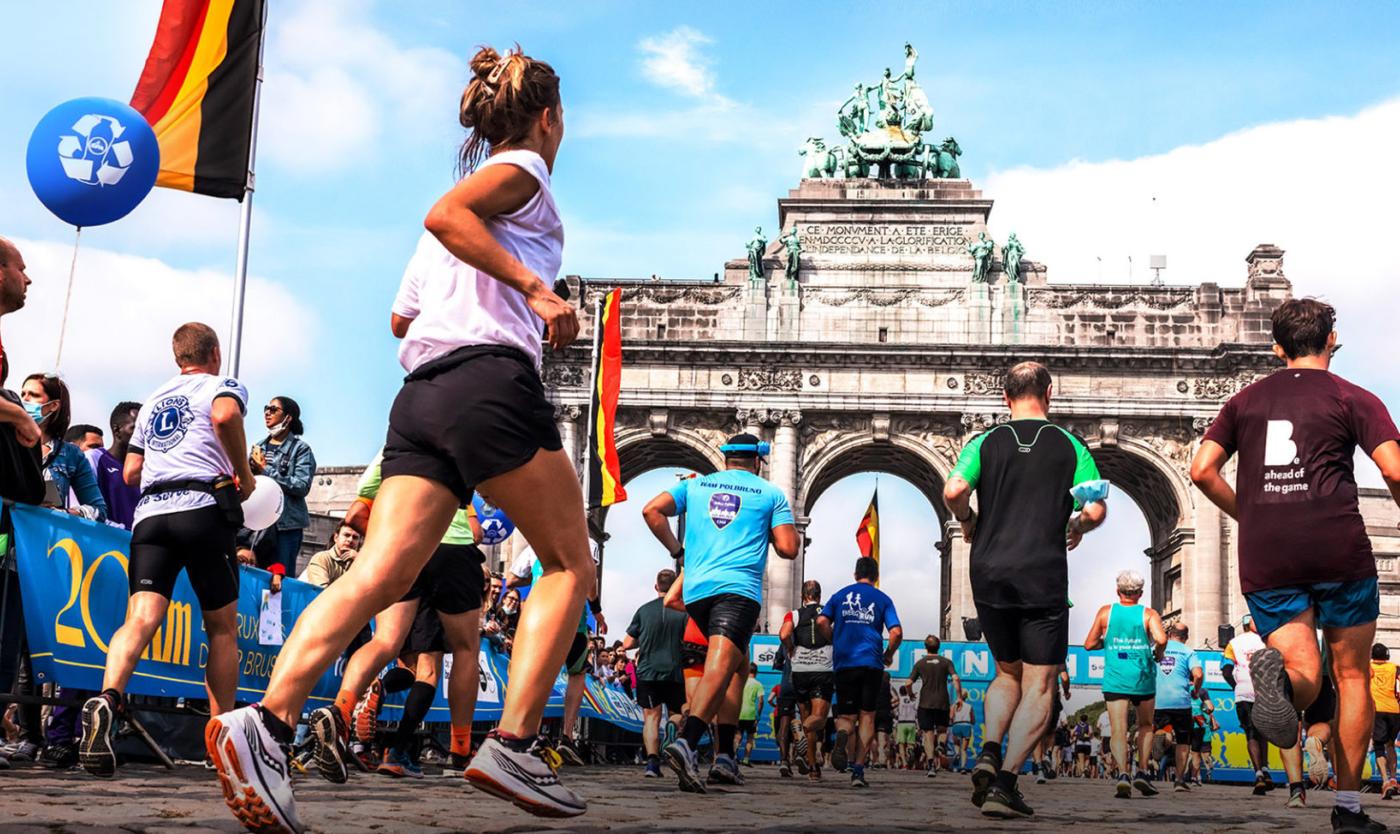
left=212, top=398, right=256, bottom=500
left=123, top=451, right=144, bottom=488
left=952, top=671, right=966, bottom=700
left=0, top=398, right=40, bottom=447
left=620, top=634, right=637, bottom=653
left=1190, top=666, right=1204, bottom=696
left=943, top=477, right=976, bottom=543
left=643, top=492, right=683, bottom=557
left=779, top=616, right=796, bottom=657
left=1189, top=440, right=1238, bottom=520
left=817, top=614, right=834, bottom=643
left=771, top=523, right=800, bottom=560
left=345, top=498, right=371, bottom=535
left=390, top=313, right=413, bottom=339
left=1067, top=500, right=1107, bottom=550
left=1372, top=440, right=1400, bottom=510
left=1059, top=669, right=1072, bottom=699
left=1146, top=609, right=1167, bottom=660
left=1083, top=606, right=1109, bottom=651
left=884, top=625, right=903, bottom=667
left=470, top=512, right=483, bottom=543
left=423, top=164, right=577, bottom=350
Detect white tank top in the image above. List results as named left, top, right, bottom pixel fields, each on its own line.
left=393, top=149, right=564, bottom=372
left=1227, top=631, right=1266, bottom=702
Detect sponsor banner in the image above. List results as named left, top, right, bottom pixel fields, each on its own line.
left=11, top=504, right=641, bottom=733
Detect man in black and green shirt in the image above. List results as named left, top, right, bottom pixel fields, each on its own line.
left=944, top=361, right=1108, bottom=819
left=623, top=569, right=688, bottom=778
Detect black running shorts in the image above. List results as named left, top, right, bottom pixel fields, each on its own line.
left=635, top=679, right=685, bottom=713
left=1190, top=726, right=1208, bottom=754
left=876, top=714, right=894, bottom=734
left=975, top=602, right=1068, bottom=667
left=834, top=667, right=883, bottom=716
left=792, top=671, right=834, bottom=703
left=399, top=543, right=486, bottom=615
left=403, top=605, right=445, bottom=655
left=1104, top=691, right=1153, bottom=706
left=129, top=505, right=239, bottom=609
left=383, top=346, right=562, bottom=504
left=1372, top=712, right=1400, bottom=750
left=738, top=719, right=758, bottom=735
left=1304, top=677, right=1336, bottom=726
left=1235, top=701, right=1259, bottom=742
left=917, top=707, right=950, bottom=732
left=1153, top=708, right=1193, bottom=737
left=685, top=593, right=761, bottom=654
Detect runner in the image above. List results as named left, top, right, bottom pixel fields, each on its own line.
left=306, top=450, right=487, bottom=784
left=738, top=663, right=765, bottom=766
left=1151, top=622, right=1203, bottom=793
left=895, top=685, right=919, bottom=769
left=1095, top=708, right=1113, bottom=778
left=1072, top=714, right=1093, bottom=777
left=1223, top=615, right=1275, bottom=795
left=1189, top=685, right=1218, bottom=786
left=1370, top=644, right=1400, bottom=799
left=1083, top=571, right=1165, bottom=799
left=620, top=568, right=687, bottom=779
left=1031, top=667, right=1070, bottom=783
left=1191, top=297, right=1400, bottom=834
left=909, top=635, right=963, bottom=778
left=780, top=579, right=834, bottom=781
left=645, top=433, right=799, bottom=793
left=943, top=361, right=1109, bottom=817
left=874, top=671, right=896, bottom=769
left=1053, top=719, right=1072, bottom=778
left=950, top=694, right=975, bottom=773
left=817, top=557, right=902, bottom=788
left=210, top=46, right=595, bottom=830
left=766, top=646, right=799, bottom=777
left=80, top=324, right=254, bottom=779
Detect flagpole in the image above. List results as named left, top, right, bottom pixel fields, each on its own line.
left=226, top=0, right=268, bottom=377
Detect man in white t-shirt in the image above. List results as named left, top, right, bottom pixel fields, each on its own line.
left=80, top=323, right=256, bottom=779
left=1095, top=709, right=1114, bottom=777
left=1223, top=615, right=1274, bottom=795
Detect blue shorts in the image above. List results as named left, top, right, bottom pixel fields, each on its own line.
left=1245, top=578, right=1379, bottom=639
left=950, top=723, right=973, bottom=740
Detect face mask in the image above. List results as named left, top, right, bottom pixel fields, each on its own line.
left=502, top=603, right=518, bottom=615
left=22, top=401, right=45, bottom=423
left=269, top=418, right=291, bottom=439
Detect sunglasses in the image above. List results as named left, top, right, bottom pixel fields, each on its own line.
left=263, top=405, right=283, bottom=415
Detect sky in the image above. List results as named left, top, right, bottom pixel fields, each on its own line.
left=5, top=1, right=1400, bottom=640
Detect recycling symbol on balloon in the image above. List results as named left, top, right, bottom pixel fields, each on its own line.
left=57, top=114, right=136, bottom=187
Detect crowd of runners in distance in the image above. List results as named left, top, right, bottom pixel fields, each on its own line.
left=0, top=41, right=1391, bottom=834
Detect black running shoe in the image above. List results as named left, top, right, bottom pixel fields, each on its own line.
left=555, top=737, right=585, bottom=767
left=778, top=760, right=792, bottom=778
left=982, top=785, right=1034, bottom=818
left=79, top=694, right=118, bottom=778
left=308, top=705, right=350, bottom=784
left=831, top=730, right=849, bottom=772
left=1115, top=774, right=1132, bottom=799
left=1249, top=648, right=1300, bottom=750
left=1254, top=773, right=1270, bottom=796
left=1134, top=775, right=1159, bottom=797
left=970, top=750, right=1000, bottom=808
left=1331, top=806, right=1389, bottom=833
left=40, top=742, right=78, bottom=769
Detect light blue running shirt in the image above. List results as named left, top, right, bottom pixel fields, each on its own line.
left=1155, top=639, right=1201, bottom=710
left=669, top=469, right=794, bottom=605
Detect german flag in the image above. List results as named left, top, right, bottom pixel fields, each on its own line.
left=586, top=289, right=626, bottom=508
left=855, top=487, right=880, bottom=584
left=130, top=0, right=265, bottom=199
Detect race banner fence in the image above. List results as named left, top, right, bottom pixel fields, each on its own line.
left=9, top=503, right=642, bottom=732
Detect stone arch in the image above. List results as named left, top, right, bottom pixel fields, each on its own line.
left=797, top=433, right=951, bottom=522
left=1082, top=437, right=1193, bottom=551
left=614, top=425, right=723, bottom=485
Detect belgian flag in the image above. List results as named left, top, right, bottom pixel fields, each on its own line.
left=586, top=289, right=626, bottom=508
left=130, top=0, right=265, bottom=200
left=855, top=487, right=880, bottom=584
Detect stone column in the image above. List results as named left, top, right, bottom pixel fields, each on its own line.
left=943, top=520, right=976, bottom=641
left=763, top=409, right=801, bottom=633
left=1185, top=497, right=1224, bottom=648
left=555, top=405, right=583, bottom=475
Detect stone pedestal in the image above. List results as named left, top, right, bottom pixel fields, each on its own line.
left=944, top=522, right=976, bottom=640
left=1001, top=282, right=1026, bottom=345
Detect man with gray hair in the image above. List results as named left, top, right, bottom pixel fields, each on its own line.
left=944, top=360, right=1108, bottom=818
left=1085, top=570, right=1166, bottom=800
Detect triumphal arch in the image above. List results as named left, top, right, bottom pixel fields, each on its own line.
left=540, top=48, right=1400, bottom=647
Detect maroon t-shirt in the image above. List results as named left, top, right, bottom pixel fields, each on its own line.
left=1204, top=368, right=1398, bottom=593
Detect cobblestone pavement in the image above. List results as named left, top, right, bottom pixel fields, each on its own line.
left=0, top=762, right=1384, bottom=833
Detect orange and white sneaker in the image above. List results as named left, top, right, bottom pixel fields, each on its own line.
left=353, top=680, right=383, bottom=746
left=206, top=705, right=304, bottom=834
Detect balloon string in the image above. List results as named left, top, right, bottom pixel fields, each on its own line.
left=54, top=225, right=81, bottom=371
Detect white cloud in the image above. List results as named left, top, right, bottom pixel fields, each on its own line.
left=3, top=237, right=318, bottom=428
left=639, top=27, right=723, bottom=101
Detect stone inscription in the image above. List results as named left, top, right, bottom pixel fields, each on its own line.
left=802, top=223, right=971, bottom=256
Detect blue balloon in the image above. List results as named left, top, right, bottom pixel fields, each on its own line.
left=26, top=97, right=159, bottom=227
left=472, top=495, right=516, bottom=545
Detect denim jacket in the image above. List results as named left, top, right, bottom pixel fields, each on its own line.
left=254, top=433, right=315, bottom=531
left=44, top=440, right=107, bottom=521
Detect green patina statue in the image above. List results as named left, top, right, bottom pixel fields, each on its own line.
left=838, top=84, right=870, bottom=138
left=746, top=226, right=767, bottom=284
left=1002, top=233, right=1026, bottom=284
left=968, top=231, right=995, bottom=283
left=781, top=225, right=802, bottom=285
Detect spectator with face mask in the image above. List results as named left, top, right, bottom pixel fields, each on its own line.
left=249, top=395, right=316, bottom=577
left=21, top=374, right=106, bottom=522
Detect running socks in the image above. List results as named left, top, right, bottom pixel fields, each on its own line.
left=1336, top=790, right=1361, bottom=813
left=995, top=770, right=1018, bottom=792
left=450, top=725, right=473, bottom=757
left=394, top=682, right=436, bottom=748
left=333, top=690, right=356, bottom=725
left=682, top=716, right=708, bottom=749
left=491, top=730, right=537, bottom=753
left=257, top=705, right=296, bottom=745
left=980, top=742, right=1002, bottom=762
left=717, top=724, right=738, bottom=757
left=100, top=688, right=124, bottom=711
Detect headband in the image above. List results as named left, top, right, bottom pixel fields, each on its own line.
left=720, top=442, right=771, bottom=457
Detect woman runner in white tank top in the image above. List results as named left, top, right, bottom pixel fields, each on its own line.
left=209, top=46, right=593, bottom=833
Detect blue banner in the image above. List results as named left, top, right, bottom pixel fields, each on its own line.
left=10, top=504, right=641, bottom=733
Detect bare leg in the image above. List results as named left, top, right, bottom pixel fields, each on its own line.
left=982, top=660, right=1023, bottom=752
left=642, top=707, right=663, bottom=757
left=1002, top=663, right=1055, bottom=773
left=1269, top=610, right=1324, bottom=710
left=439, top=610, right=482, bottom=736
left=101, top=592, right=170, bottom=694
left=1134, top=700, right=1155, bottom=775
left=856, top=711, right=876, bottom=766
left=1326, top=620, right=1377, bottom=792
left=337, top=602, right=419, bottom=703
left=562, top=673, right=585, bottom=740
left=201, top=602, right=240, bottom=715
left=689, top=636, right=745, bottom=725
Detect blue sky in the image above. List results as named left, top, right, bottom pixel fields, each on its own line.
left=5, top=1, right=1400, bottom=638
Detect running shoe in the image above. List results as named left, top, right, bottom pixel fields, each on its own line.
left=970, top=749, right=1000, bottom=808
left=353, top=680, right=382, bottom=746
left=1331, top=806, right=1388, bottom=833
left=376, top=746, right=423, bottom=778
left=1134, top=775, right=1159, bottom=797
left=206, top=706, right=304, bottom=834
left=981, top=785, right=1034, bottom=819
left=708, top=754, right=743, bottom=786
left=1306, top=735, right=1330, bottom=786
left=1254, top=771, right=1271, bottom=796
left=927, top=763, right=938, bottom=779
left=795, top=755, right=810, bottom=775
left=1385, top=780, right=1399, bottom=801
left=1249, top=648, right=1300, bottom=750
left=808, top=762, right=822, bottom=782
left=349, top=741, right=372, bottom=773
left=41, top=741, right=78, bottom=769
left=0, top=754, right=10, bottom=770
left=308, top=705, right=351, bottom=785
left=1115, top=774, right=1132, bottom=799
left=663, top=739, right=707, bottom=794
left=556, top=736, right=586, bottom=767
left=1042, top=756, right=1057, bottom=780
left=1174, top=781, right=1190, bottom=792
left=464, top=732, right=587, bottom=818
left=831, top=730, right=849, bottom=772
left=1035, top=770, right=1046, bottom=784
left=1287, top=784, right=1307, bottom=808
left=851, top=764, right=868, bottom=788
left=778, top=759, right=792, bottom=778
left=662, top=721, right=678, bottom=749
left=79, top=693, right=118, bottom=778
left=644, top=758, right=662, bottom=778
left=7, top=740, right=39, bottom=763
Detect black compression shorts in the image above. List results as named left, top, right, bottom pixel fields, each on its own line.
left=399, top=542, right=486, bottom=615
left=917, top=708, right=950, bottom=732
left=834, top=667, right=883, bottom=716
left=685, top=593, right=761, bottom=654
left=975, top=602, right=1069, bottom=667
left=1235, top=701, right=1259, bottom=742
left=1373, top=712, right=1400, bottom=750
left=792, top=671, right=834, bottom=703
left=383, top=346, right=562, bottom=504
left=1305, top=677, right=1336, bottom=726
left=738, top=719, right=758, bottom=735
left=129, top=505, right=239, bottom=609
left=403, top=605, right=445, bottom=655
left=1190, top=726, right=1208, bottom=753
left=1154, top=708, right=1193, bottom=738
left=635, top=680, right=684, bottom=713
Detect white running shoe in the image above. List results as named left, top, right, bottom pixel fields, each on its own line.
left=206, top=705, right=304, bottom=834
left=464, top=733, right=587, bottom=818
left=664, top=738, right=707, bottom=794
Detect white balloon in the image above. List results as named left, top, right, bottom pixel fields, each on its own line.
left=242, top=474, right=284, bottom=532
